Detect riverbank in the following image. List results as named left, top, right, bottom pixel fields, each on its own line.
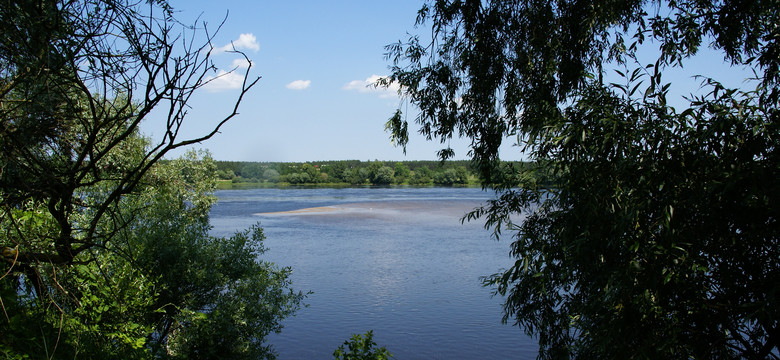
left=216, top=180, right=481, bottom=190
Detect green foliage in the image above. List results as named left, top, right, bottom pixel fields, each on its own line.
left=333, top=331, right=392, bottom=360
left=217, top=169, right=236, bottom=180
left=409, top=166, right=433, bottom=185
left=242, top=163, right=266, bottom=180
left=0, top=0, right=297, bottom=358
left=371, top=166, right=395, bottom=185
left=344, top=168, right=370, bottom=185
left=1, top=150, right=306, bottom=359
left=150, top=225, right=303, bottom=359
left=433, top=166, right=468, bottom=186
left=132, top=153, right=306, bottom=358
left=263, top=168, right=281, bottom=182
left=284, top=172, right=312, bottom=184
left=392, top=162, right=411, bottom=184
left=0, top=256, right=156, bottom=359
left=1, top=0, right=255, bottom=290
left=215, top=160, right=482, bottom=186
left=387, top=0, right=780, bottom=358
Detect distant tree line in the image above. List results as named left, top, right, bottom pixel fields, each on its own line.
left=214, top=160, right=511, bottom=186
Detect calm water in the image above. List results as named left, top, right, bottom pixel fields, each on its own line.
left=209, top=187, right=537, bottom=359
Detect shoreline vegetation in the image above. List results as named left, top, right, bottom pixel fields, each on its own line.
left=216, top=181, right=481, bottom=190
left=214, top=159, right=516, bottom=189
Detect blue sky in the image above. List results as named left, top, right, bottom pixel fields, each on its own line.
left=142, top=1, right=753, bottom=162
left=142, top=0, right=490, bottom=162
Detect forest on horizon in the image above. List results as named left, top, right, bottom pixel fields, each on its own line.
left=214, top=159, right=521, bottom=186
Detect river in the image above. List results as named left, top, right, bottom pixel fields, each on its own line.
left=209, top=187, right=537, bottom=359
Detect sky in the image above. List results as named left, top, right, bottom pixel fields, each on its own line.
left=141, top=0, right=491, bottom=162
left=142, top=1, right=753, bottom=162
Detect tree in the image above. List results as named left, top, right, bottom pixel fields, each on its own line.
left=393, top=162, right=411, bottom=184
left=344, top=168, right=370, bottom=185
left=1, top=0, right=256, bottom=276
left=263, top=168, right=281, bottom=183
left=0, top=0, right=306, bottom=358
left=371, top=166, right=395, bottom=185
left=301, top=163, right=325, bottom=183
left=333, top=331, right=393, bottom=360
left=131, top=152, right=304, bottom=358
left=433, top=167, right=468, bottom=186
left=433, top=168, right=459, bottom=186
left=285, top=172, right=312, bottom=184
left=385, top=0, right=779, bottom=358
left=323, top=161, right=349, bottom=182
left=242, top=163, right=267, bottom=180
left=217, top=168, right=236, bottom=180
left=409, top=166, right=433, bottom=185
left=1, top=148, right=305, bottom=358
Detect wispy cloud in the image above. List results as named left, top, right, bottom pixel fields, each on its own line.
left=344, top=75, right=399, bottom=98
left=202, top=70, right=245, bottom=92
left=213, top=33, right=260, bottom=54
left=286, top=80, right=311, bottom=90
left=201, top=34, right=258, bottom=93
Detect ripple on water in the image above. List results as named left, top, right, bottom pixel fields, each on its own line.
left=210, top=187, right=537, bottom=359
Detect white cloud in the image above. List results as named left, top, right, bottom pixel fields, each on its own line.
left=286, top=80, right=311, bottom=90
left=202, top=70, right=245, bottom=92
left=214, top=33, right=260, bottom=54
left=233, top=33, right=260, bottom=51
left=343, top=75, right=399, bottom=98
left=231, top=58, right=252, bottom=69
left=201, top=36, right=255, bottom=92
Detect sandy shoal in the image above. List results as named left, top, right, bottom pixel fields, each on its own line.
left=254, top=200, right=484, bottom=218
left=255, top=206, right=341, bottom=215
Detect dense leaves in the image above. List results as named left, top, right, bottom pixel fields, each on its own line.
left=216, top=160, right=477, bottom=186
left=333, top=331, right=393, bottom=360
left=1, top=0, right=256, bottom=270
left=387, top=0, right=779, bottom=358
left=0, top=0, right=303, bottom=358
left=1, top=151, right=305, bottom=359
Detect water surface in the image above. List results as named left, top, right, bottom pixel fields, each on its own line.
left=210, top=187, right=536, bottom=359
